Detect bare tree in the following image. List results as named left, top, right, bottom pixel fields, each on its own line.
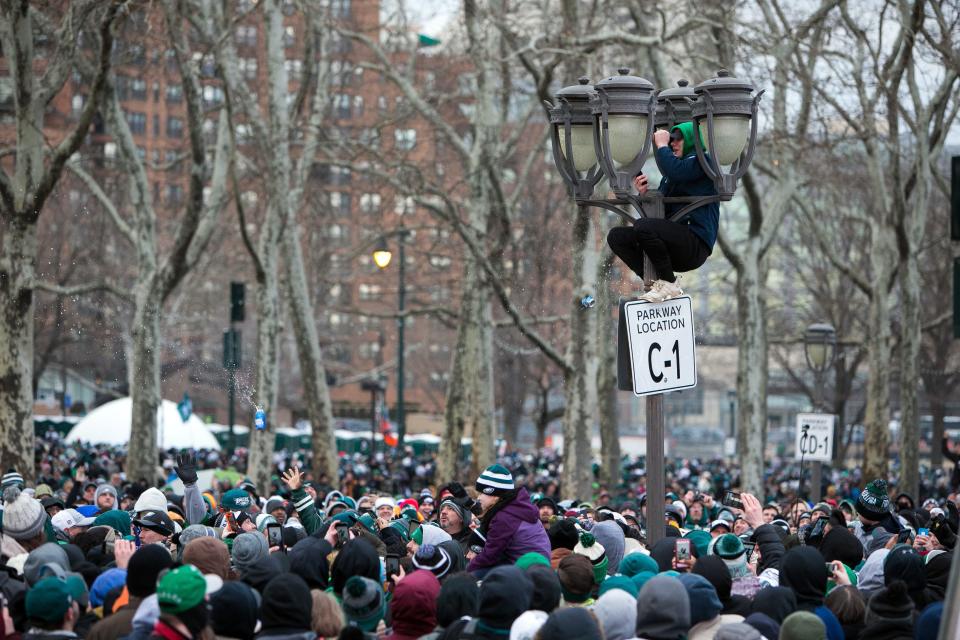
left=0, top=1, right=121, bottom=479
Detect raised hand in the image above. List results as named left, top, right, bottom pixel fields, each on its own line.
left=281, top=467, right=303, bottom=491
left=175, top=452, right=198, bottom=485
left=114, top=539, right=136, bottom=570
left=740, top=492, right=764, bottom=530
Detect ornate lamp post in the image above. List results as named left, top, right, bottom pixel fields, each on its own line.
left=545, top=67, right=763, bottom=545
left=803, top=323, right=837, bottom=502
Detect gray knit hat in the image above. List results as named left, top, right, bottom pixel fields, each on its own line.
left=231, top=532, right=268, bottom=575
left=2, top=486, right=46, bottom=541
left=341, top=576, right=385, bottom=632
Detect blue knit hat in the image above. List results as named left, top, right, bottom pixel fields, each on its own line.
left=476, top=464, right=514, bottom=496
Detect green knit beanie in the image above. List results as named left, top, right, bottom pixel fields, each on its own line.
left=619, top=552, right=659, bottom=578
left=780, top=611, right=826, bottom=640
left=516, top=552, right=551, bottom=571
left=856, top=479, right=891, bottom=520
left=475, top=464, right=515, bottom=496
left=598, top=574, right=639, bottom=598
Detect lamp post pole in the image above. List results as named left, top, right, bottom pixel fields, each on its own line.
left=804, top=323, right=836, bottom=504
left=397, top=235, right=407, bottom=451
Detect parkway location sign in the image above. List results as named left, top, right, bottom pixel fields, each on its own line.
left=623, top=296, right=697, bottom=397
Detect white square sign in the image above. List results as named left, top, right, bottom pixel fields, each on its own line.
left=623, top=296, right=697, bottom=396
left=794, top=413, right=834, bottom=462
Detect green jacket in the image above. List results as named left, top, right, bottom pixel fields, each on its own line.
left=291, top=488, right=322, bottom=535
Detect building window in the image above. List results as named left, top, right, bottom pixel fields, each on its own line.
left=394, top=196, right=414, bottom=216
left=334, top=93, right=351, bottom=119
left=358, top=284, right=381, bottom=301
left=239, top=58, right=258, bottom=80
left=283, top=26, right=296, bottom=47
left=330, top=166, right=351, bottom=185
left=103, top=142, right=117, bottom=160
left=358, top=128, right=380, bottom=146
left=203, top=85, right=224, bottom=106
left=326, top=224, right=348, bottom=240
left=166, top=84, right=182, bottom=102
left=153, top=81, right=160, bottom=101
left=153, top=114, right=160, bottom=135
left=126, top=111, right=146, bottom=134
left=353, top=95, right=364, bottom=117
left=360, top=193, right=381, bottom=214
left=429, top=371, right=449, bottom=388
left=166, top=116, right=184, bottom=138
left=429, top=255, right=452, bottom=269
left=284, top=59, right=303, bottom=80
left=331, top=0, right=351, bottom=18
left=358, top=342, right=381, bottom=359
left=236, top=25, right=257, bottom=47
left=167, top=184, right=183, bottom=204
left=130, top=78, right=147, bottom=100
left=71, top=94, right=84, bottom=115
left=395, top=128, right=416, bottom=151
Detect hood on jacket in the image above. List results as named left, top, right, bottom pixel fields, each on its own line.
left=495, top=487, right=540, bottom=525
left=677, top=573, right=722, bottom=626
left=436, top=573, right=480, bottom=627
left=635, top=575, right=690, bottom=640
left=537, top=607, right=602, bottom=640
left=819, top=527, right=863, bottom=569
left=591, top=521, right=625, bottom=576
left=525, top=565, right=561, bottom=613
left=692, top=555, right=734, bottom=603
left=388, top=569, right=441, bottom=639
left=779, top=546, right=829, bottom=611
left=670, top=121, right=704, bottom=157
left=749, top=586, right=797, bottom=624
left=857, top=548, right=890, bottom=598
left=260, top=574, right=313, bottom=634
left=478, top=565, right=532, bottom=631
left=331, top=537, right=381, bottom=597
left=287, top=536, right=331, bottom=590
left=592, top=589, right=637, bottom=640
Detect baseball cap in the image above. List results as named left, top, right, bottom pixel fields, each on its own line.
left=221, top=488, right=254, bottom=512
left=709, top=519, right=732, bottom=533
left=156, top=565, right=207, bottom=614
left=51, top=509, right=95, bottom=531
left=133, top=510, right=176, bottom=536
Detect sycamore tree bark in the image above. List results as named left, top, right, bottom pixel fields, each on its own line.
left=0, top=1, right=119, bottom=481
left=210, top=0, right=340, bottom=488
left=67, top=1, right=233, bottom=484
left=595, top=253, right=619, bottom=488
left=800, top=0, right=960, bottom=485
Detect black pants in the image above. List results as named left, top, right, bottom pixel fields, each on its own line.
left=607, top=218, right=710, bottom=282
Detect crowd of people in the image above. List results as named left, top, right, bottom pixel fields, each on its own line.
left=0, top=438, right=958, bottom=640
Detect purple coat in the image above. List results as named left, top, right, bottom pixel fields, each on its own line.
left=467, top=487, right=551, bottom=572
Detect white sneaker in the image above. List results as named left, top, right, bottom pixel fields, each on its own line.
left=639, top=279, right=683, bottom=303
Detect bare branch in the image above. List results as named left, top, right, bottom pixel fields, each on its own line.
left=64, top=160, right=136, bottom=245
left=35, top=280, right=133, bottom=303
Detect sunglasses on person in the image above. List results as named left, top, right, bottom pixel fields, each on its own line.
left=669, top=130, right=684, bottom=143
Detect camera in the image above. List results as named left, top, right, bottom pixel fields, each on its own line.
left=722, top=491, right=744, bottom=510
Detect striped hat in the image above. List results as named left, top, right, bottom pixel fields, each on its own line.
left=475, top=464, right=515, bottom=496
left=2, top=470, right=24, bottom=492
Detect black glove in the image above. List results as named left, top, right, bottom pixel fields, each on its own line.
left=447, top=482, right=468, bottom=500
left=931, top=513, right=957, bottom=550
left=175, top=452, right=198, bottom=485
left=946, top=502, right=959, bottom=533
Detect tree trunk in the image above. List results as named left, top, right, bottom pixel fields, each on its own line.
left=862, top=281, right=893, bottom=482
left=0, top=219, right=38, bottom=480
left=247, top=236, right=282, bottom=492
left=735, top=243, right=767, bottom=495
left=437, top=258, right=493, bottom=483
left=562, top=205, right=598, bottom=499
left=596, top=254, right=619, bottom=488
left=931, top=399, right=946, bottom=467
left=127, top=292, right=162, bottom=485
left=283, top=222, right=338, bottom=481
left=898, top=252, right=921, bottom=499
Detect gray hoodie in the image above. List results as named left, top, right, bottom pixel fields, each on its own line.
left=592, top=589, right=637, bottom=640
left=635, top=575, right=690, bottom=640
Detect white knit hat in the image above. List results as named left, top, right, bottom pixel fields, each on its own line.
left=2, top=487, right=46, bottom=541
left=374, top=496, right=396, bottom=510
left=510, top=610, right=548, bottom=640
left=133, top=487, right=167, bottom=514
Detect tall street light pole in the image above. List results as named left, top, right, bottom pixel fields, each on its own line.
left=547, top=68, right=762, bottom=545
left=374, top=230, right=410, bottom=450
left=803, top=322, right=836, bottom=503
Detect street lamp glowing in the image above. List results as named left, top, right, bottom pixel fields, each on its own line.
left=372, top=239, right=392, bottom=269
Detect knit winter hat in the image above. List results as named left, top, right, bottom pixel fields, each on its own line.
left=856, top=479, right=891, bottom=521
left=558, top=553, right=595, bottom=603
left=412, top=544, right=452, bottom=579
left=2, top=486, right=46, bottom=541
left=593, top=589, right=638, bottom=640
left=537, top=607, right=603, bottom=640
left=26, top=577, right=74, bottom=623
left=93, top=510, right=131, bottom=536
left=133, top=487, right=167, bottom=514
left=476, top=464, right=515, bottom=496
left=597, top=574, right=639, bottom=599
left=232, top=532, right=269, bottom=575
left=1, top=469, right=24, bottom=491
left=591, top=520, right=625, bottom=576
left=714, top=622, right=762, bottom=640
left=341, top=576, right=385, bottom=632
left=712, top=533, right=746, bottom=560
left=90, top=568, right=127, bottom=607
left=156, top=565, right=207, bottom=614
left=779, top=611, right=826, bottom=640
left=510, top=610, right=548, bottom=640
left=127, top=544, right=175, bottom=598
left=516, top=552, right=551, bottom=571
left=94, top=484, right=118, bottom=506
left=677, top=573, right=722, bottom=626
left=573, top=531, right=609, bottom=584
left=618, top=552, right=658, bottom=578
left=548, top=518, right=580, bottom=550
left=525, top=564, right=562, bottom=613
left=210, top=581, right=260, bottom=640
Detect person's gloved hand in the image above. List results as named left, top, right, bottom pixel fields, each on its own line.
left=447, top=482, right=468, bottom=499
left=931, top=513, right=957, bottom=550
left=945, top=501, right=959, bottom=533
left=175, top=452, right=198, bottom=485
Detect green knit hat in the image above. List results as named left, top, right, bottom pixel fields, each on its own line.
left=156, top=565, right=206, bottom=614
left=357, top=513, right=378, bottom=535
left=598, top=574, right=639, bottom=598
left=713, top=533, right=745, bottom=559
left=780, top=611, right=826, bottom=640
left=573, top=531, right=608, bottom=585
left=856, top=479, right=891, bottom=521
left=684, top=530, right=712, bottom=559
left=93, top=510, right=132, bottom=536
left=619, top=552, right=659, bottom=578
left=516, top=552, right=551, bottom=571
left=475, top=464, right=515, bottom=496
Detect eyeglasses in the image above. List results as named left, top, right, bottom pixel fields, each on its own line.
left=669, top=131, right=684, bottom=143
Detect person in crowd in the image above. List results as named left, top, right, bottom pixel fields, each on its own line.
left=467, top=466, right=550, bottom=575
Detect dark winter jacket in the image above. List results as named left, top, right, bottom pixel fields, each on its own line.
left=467, top=488, right=550, bottom=573
left=655, top=121, right=719, bottom=250
left=752, top=523, right=786, bottom=573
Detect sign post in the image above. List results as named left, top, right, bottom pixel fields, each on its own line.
left=619, top=294, right=698, bottom=546
left=794, top=413, right=834, bottom=502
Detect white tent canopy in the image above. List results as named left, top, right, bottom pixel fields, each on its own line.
left=65, top=397, right=221, bottom=450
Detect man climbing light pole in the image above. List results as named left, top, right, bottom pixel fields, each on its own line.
left=546, top=68, right=762, bottom=545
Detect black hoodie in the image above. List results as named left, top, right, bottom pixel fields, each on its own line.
left=750, top=586, right=798, bottom=624
left=779, top=546, right=829, bottom=611
left=259, top=574, right=314, bottom=637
